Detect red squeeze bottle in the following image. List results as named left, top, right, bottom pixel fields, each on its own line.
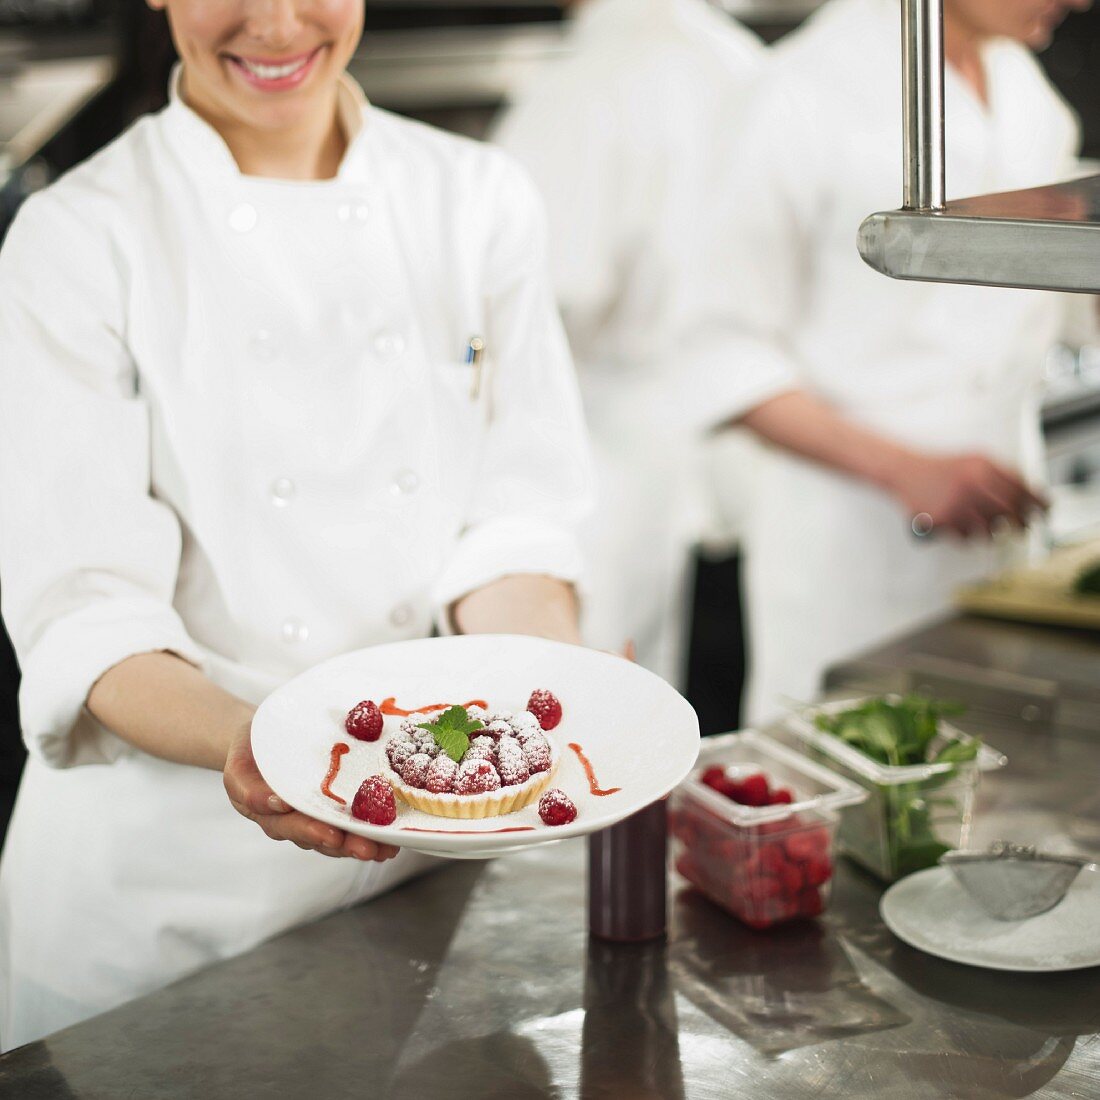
left=587, top=800, right=668, bottom=942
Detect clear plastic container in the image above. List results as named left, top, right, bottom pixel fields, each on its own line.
left=669, top=730, right=867, bottom=929
left=785, top=698, right=1007, bottom=883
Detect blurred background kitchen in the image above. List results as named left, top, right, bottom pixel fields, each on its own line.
left=2, top=0, right=1099, bottom=845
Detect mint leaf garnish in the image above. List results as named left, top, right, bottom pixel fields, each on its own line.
left=418, top=705, right=484, bottom=764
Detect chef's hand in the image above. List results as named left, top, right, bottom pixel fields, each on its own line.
left=224, top=722, right=399, bottom=862
left=885, top=451, right=1047, bottom=538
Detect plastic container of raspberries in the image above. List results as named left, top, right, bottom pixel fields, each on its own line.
left=669, top=730, right=867, bottom=930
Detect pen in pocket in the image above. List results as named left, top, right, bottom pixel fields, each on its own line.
left=465, top=335, right=485, bottom=400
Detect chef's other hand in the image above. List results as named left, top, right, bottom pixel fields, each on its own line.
left=224, top=722, right=399, bottom=863
left=886, top=451, right=1047, bottom=538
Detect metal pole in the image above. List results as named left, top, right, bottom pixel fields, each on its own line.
left=902, top=0, right=945, bottom=211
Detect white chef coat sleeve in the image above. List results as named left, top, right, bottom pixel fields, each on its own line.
left=682, top=75, right=820, bottom=432
left=430, top=156, right=594, bottom=615
left=0, top=191, right=206, bottom=768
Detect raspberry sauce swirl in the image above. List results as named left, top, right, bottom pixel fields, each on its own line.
left=379, top=697, right=489, bottom=717
left=321, top=742, right=350, bottom=805
left=568, top=743, right=621, bottom=797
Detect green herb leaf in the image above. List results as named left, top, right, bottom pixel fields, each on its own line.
left=417, top=705, right=484, bottom=764
left=932, top=738, right=979, bottom=765
left=815, top=695, right=969, bottom=768
left=1072, top=560, right=1100, bottom=597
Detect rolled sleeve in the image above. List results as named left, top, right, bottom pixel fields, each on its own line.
left=0, top=192, right=203, bottom=768
left=432, top=155, right=594, bottom=622
left=19, top=601, right=205, bottom=768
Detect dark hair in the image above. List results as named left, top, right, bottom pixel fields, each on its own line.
left=121, top=1, right=179, bottom=121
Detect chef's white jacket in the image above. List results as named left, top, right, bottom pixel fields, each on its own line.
left=711, top=0, right=1080, bottom=720
left=493, top=0, right=772, bottom=685
left=0, top=72, right=591, bottom=1049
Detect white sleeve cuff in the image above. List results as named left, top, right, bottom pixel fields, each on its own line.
left=430, top=518, right=584, bottom=629
left=675, top=336, right=801, bottom=435
left=17, top=599, right=206, bottom=769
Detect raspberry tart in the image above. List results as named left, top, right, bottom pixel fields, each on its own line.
left=383, top=704, right=560, bottom=819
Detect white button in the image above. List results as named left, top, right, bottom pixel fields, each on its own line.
left=270, top=478, right=296, bottom=506
left=392, top=469, right=420, bottom=495
left=337, top=202, right=369, bottom=222
left=373, top=331, right=405, bottom=359
left=250, top=329, right=277, bottom=362
left=229, top=203, right=258, bottom=233
left=281, top=617, right=309, bottom=644
left=390, top=603, right=413, bottom=628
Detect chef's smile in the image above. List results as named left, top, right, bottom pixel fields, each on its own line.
left=223, top=44, right=327, bottom=93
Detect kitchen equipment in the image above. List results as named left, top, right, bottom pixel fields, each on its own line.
left=251, top=633, right=700, bottom=859
left=669, top=730, right=867, bottom=928
left=857, top=0, right=1100, bottom=293
left=941, top=841, right=1095, bottom=921
left=785, top=698, right=1006, bottom=882
left=881, top=863, right=1100, bottom=970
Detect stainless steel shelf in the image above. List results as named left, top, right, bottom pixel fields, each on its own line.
left=858, top=174, right=1100, bottom=294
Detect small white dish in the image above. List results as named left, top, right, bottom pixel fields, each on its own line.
left=880, top=864, right=1100, bottom=972
left=252, top=634, right=700, bottom=859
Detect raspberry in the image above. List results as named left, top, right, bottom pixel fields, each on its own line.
left=401, top=753, right=433, bottom=789
left=351, top=775, right=396, bottom=826
left=746, top=875, right=783, bottom=901
left=483, top=720, right=513, bottom=740
left=454, top=758, right=501, bottom=795
left=538, top=788, right=577, bottom=826
left=414, top=730, right=440, bottom=757
left=345, top=700, right=384, bottom=742
left=777, top=862, right=804, bottom=896
left=798, top=887, right=825, bottom=918
left=769, top=787, right=794, bottom=805
left=425, top=754, right=458, bottom=794
left=728, top=773, right=769, bottom=807
left=522, top=734, right=552, bottom=774
left=465, top=734, right=497, bottom=763
left=784, top=828, right=830, bottom=863
left=385, top=739, right=416, bottom=771
left=700, top=766, right=728, bottom=793
left=496, top=737, right=531, bottom=786
left=527, top=689, right=563, bottom=731
left=508, top=711, right=541, bottom=739
left=803, top=855, right=832, bottom=887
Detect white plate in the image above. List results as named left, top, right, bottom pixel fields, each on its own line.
left=252, top=634, right=700, bottom=858
left=880, top=865, right=1100, bottom=972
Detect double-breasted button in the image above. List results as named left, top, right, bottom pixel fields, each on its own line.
left=373, top=331, right=406, bottom=359
left=389, top=604, right=413, bottom=628
left=337, top=201, right=369, bottom=223
left=392, top=469, right=420, bottom=496
left=250, top=329, right=277, bottom=362
left=270, top=478, right=296, bottom=506
left=228, top=203, right=258, bottom=233
left=281, top=617, right=310, bottom=644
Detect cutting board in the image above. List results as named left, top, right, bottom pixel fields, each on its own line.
left=955, top=539, right=1100, bottom=629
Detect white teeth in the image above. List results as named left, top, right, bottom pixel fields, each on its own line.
left=240, top=56, right=308, bottom=80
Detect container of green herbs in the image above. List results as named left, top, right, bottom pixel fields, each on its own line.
left=784, top=695, right=1006, bottom=882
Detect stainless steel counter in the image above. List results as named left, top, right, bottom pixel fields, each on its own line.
left=1, top=615, right=1098, bottom=1099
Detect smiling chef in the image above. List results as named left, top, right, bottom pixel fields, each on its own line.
left=0, top=0, right=592, bottom=1050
